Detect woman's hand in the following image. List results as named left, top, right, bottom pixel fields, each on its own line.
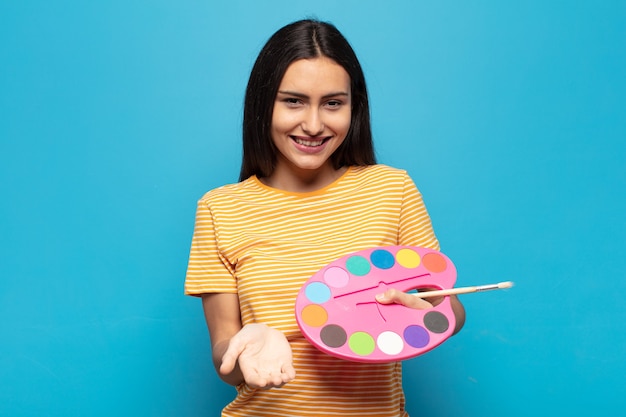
left=375, top=288, right=438, bottom=309
left=376, top=288, right=466, bottom=334
left=220, top=323, right=296, bottom=389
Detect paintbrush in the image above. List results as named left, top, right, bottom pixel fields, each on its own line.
left=413, top=281, right=514, bottom=298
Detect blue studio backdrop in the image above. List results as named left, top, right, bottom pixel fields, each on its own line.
left=1, top=1, right=625, bottom=416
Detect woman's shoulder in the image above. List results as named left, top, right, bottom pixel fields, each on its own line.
left=350, top=164, right=409, bottom=179
left=337, top=164, right=414, bottom=195
left=197, top=177, right=260, bottom=203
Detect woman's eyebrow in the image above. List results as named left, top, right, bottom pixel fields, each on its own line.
left=277, top=90, right=350, bottom=99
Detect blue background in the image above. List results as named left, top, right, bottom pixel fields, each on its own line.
left=1, top=1, right=625, bottom=416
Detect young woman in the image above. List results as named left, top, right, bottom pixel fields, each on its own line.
left=185, top=19, right=465, bottom=417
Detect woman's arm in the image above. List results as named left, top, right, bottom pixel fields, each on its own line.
left=447, top=294, right=466, bottom=334
left=201, top=293, right=296, bottom=388
left=201, top=293, right=245, bottom=385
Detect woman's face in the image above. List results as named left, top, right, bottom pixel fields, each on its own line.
left=269, top=57, right=352, bottom=187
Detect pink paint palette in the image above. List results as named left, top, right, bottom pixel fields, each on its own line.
left=295, top=246, right=457, bottom=362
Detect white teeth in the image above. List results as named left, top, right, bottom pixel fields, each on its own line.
left=294, top=137, right=324, bottom=147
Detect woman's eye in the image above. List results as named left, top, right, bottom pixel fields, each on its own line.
left=284, top=98, right=301, bottom=106
left=326, top=100, right=343, bottom=108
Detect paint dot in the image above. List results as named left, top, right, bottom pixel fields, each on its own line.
left=396, top=249, right=421, bottom=269
left=424, top=311, right=449, bottom=333
left=422, top=253, right=447, bottom=273
left=304, top=282, right=331, bottom=304
left=320, top=324, right=347, bottom=348
left=345, top=255, right=371, bottom=276
left=348, top=332, right=376, bottom=356
left=370, top=249, right=395, bottom=269
left=377, top=331, right=404, bottom=355
left=404, top=325, right=430, bottom=348
left=301, top=304, right=328, bottom=327
left=323, top=266, right=350, bottom=288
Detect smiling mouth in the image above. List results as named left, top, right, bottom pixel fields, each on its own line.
left=292, top=136, right=329, bottom=147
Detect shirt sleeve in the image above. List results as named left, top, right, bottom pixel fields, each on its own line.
left=184, top=197, right=237, bottom=296
left=397, top=172, right=440, bottom=251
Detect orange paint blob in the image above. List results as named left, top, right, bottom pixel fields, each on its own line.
left=301, top=304, right=328, bottom=327
left=422, top=253, right=447, bottom=273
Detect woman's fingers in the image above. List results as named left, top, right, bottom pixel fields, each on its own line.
left=376, top=288, right=434, bottom=309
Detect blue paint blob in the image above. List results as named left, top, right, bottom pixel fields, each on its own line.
left=305, top=282, right=332, bottom=304
left=370, top=249, right=395, bottom=269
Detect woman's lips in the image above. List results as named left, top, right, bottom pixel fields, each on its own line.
left=291, top=136, right=329, bottom=147
left=290, top=136, right=331, bottom=153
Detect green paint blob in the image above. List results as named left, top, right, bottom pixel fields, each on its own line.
left=348, top=332, right=376, bottom=356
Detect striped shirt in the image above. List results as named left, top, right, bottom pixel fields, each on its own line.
left=185, top=164, right=439, bottom=417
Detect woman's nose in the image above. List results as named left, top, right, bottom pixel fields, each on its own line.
left=301, top=108, right=324, bottom=136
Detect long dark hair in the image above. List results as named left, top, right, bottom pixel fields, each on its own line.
left=239, top=19, right=376, bottom=181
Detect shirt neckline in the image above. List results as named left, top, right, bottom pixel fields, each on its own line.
left=250, top=166, right=354, bottom=197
